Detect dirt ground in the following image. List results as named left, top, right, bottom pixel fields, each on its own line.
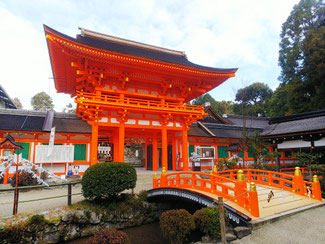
left=232, top=205, right=325, bottom=244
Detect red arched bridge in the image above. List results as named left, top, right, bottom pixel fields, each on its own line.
left=147, top=167, right=323, bottom=226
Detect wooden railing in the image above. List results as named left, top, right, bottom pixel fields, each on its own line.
left=153, top=167, right=322, bottom=218
left=215, top=167, right=322, bottom=200
left=153, top=168, right=259, bottom=217
left=76, top=90, right=203, bottom=114
left=280, top=167, right=308, bottom=175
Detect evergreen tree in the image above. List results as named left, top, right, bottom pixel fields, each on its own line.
left=12, top=97, right=23, bottom=109
left=234, top=82, right=273, bottom=116
left=191, top=93, right=234, bottom=115
left=277, top=0, right=325, bottom=115
left=31, top=92, right=54, bottom=111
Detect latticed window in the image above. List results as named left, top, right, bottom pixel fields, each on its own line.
left=16, top=142, right=30, bottom=159
left=217, top=146, right=228, bottom=159
left=74, top=144, right=86, bottom=161
left=248, top=146, right=254, bottom=158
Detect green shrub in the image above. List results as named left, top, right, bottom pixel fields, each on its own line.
left=0, top=224, right=27, bottom=243
left=10, top=170, right=39, bottom=187
left=160, top=209, right=195, bottom=244
left=137, top=190, right=148, bottom=201
left=87, top=228, right=129, bottom=244
left=193, top=207, right=227, bottom=239
left=82, top=162, right=137, bottom=200
left=28, top=214, right=48, bottom=225
left=217, top=159, right=237, bottom=170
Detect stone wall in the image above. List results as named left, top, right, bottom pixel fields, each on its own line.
left=1, top=202, right=160, bottom=243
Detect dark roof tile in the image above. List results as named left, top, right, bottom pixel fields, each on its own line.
left=44, top=25, right=237, bottom=73
left=261, top=115, right=325, bottom=136
left=224, top=114, right=269, bottom=129
left=0, top=114, right=45, bottom=131
left=0, top=85, right=16, bottom=109
left=205, top=123, right=261, bottom=139
left=53, top=117, right=91, bottom=134
left=188, top=125, right=211, bottom=137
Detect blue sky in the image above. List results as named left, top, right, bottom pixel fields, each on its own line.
left=0, top=0, right=300, bottom=111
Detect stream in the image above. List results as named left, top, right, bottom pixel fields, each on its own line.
left=65, top=222, right=169, bottom=244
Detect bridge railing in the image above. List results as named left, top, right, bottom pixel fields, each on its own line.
left=153, top=167, right=322, bottom=218
left=213, top=167, right=322, bottom=200
left=153, top=168, right=260, bottom=217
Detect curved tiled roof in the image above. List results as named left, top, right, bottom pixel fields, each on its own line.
left=44, top=25, right=237, bottom=74
left=0, top=109, right=91, bottom=134
left=0, top=85, right=16, bottom=109
left=261, top=116, right=325, bottom=136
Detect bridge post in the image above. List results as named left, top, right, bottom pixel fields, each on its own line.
left=235, top=170, right=246, bottom=206
left=212, top=166, right=218, bottom=183
left=293, top=167, right=304, bottom=195
left=247, top=170, right=251, bottom=183
left=249, top=182, right=259, bottom=217
left=176, top=174, right=180, bottom=187
left=161, top=167, right=167, bottom=187
left=312, top=175, right=322, bottom=200
left=230, top=171, right=234, bottom=180
left=210, top=171, right=216, bottom=193
left=153, top=173, right=158, bottom=188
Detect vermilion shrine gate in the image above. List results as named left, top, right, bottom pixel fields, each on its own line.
left=44, top=26, right=237, bottom=171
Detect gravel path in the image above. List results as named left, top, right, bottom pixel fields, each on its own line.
left=0, top=176, right=152, bottom=218
left=0, top=185, right=84, bottom=218
left=232, top=206, right=325, bottom=244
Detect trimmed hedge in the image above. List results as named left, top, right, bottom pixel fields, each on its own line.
left=194, top=207, right=227, bottom=239
left=82, top=162, right=137, bottom=200
left=87, top=228, right=129, bottom=244
left=160, top=209, right=195, bottom=244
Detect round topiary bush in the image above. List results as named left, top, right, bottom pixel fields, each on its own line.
left=193, top=207, right=228, bottom=239
left=160, top=209, right=195, bottom=244
left=82, top=162, right=137, bottom=200
left=87, top=228, right=129, bottom=244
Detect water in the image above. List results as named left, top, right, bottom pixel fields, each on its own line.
left=66, top=222, right=168, bottom=244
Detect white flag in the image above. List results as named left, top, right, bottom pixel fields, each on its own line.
left=47, top=127, right=56, bottom=157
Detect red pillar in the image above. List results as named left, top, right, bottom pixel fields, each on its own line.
left=118, top=122, right=125, bottom=162
left=145, top=138, right=148, bottom=170
left=153, top=133, right=158, bottom=171
left=90, top=123, right=98, bottom=166
left=113, top=128, right=118, bottom=162
left=172, top=135, right=177, bottom=171
left=3, top=164, right=9, bottom=184
left=162, top=125, right=168, bottom=171
left=182, top=128, right=188, bottom=171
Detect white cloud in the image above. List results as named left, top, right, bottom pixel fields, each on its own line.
left=0, top=0, right=300, bottom=110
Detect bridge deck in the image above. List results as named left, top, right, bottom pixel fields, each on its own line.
left=194, top=183, right=320, bottom=220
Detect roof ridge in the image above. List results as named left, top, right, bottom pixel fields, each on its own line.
left=224, top=114, right=269, bottom=120
left=269, top=109, right=325, bottom=124
left=79, top=27, right=186, bottom=57
left=0, top=108, right=47, bottom=116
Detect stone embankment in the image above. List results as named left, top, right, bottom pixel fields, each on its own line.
left=0, top=201, right=160, bottom=243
